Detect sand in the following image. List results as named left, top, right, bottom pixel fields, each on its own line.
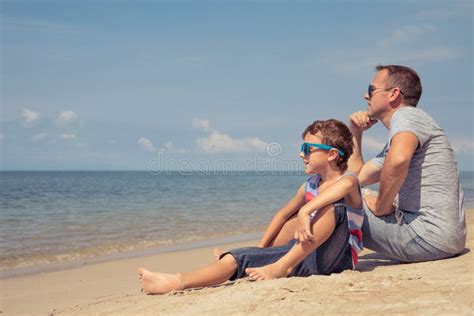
left=1, top=211, right=473, bottom=315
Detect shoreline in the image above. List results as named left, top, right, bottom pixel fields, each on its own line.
left=0, top=231, right=263, bottom=280
left=3, top=208, right=473, bottom=279
left=1, top=210, right=472, bottom=315
left=0, top=239, right=259, bottom=315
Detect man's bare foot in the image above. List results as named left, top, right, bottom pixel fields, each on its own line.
left=245, top=263, right=291, bottom=281
left=137, top=268, right=183, bottom=294
left=213, top=248, right=222, bottom=261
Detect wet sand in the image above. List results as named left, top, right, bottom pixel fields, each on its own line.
left=1, top=211, right=472, bottom=315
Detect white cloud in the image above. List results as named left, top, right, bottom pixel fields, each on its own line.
left=161, top=141, right=187, bottom=154
left=59, top=133, right=76, bottom=140
left=21, top=109, right=40, bottom=124
left=451, top=139, right=474, bottom=154
left=163, top=141, right=173, bottom=150
left=192, top=118, right=213, bottom=132
left=378, top=24, right=436, bottom=48
left=325, top=46, right=461, bottom=73
left=138, top=137, right=156, bottom=153
left=196, top=131, right=268, bottom=153
left=363, top=137, right=386, bottom=151
left=395, top=47, right=461, bottom=64
left=137, top=139, right=186, bottom=154
left=321, top=21, right=462, bottom=74
left=394, top=24, right=437, bottom=37
left=56, top=111, right=78, bottom=125
left=415, top=6, right=471, bottom=21
left=193, top=118, right=268, bottom=153
left=3, top=18, right=82, bottom=35
left=32, top=132, right=48, bottom=142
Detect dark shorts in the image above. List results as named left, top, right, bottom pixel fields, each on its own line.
left=221, top=202, right=353, bottom=280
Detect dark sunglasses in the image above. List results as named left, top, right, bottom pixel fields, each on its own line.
left=368, top=85, right=405, bottom=98
left=301, top=142, right=344, bottom=157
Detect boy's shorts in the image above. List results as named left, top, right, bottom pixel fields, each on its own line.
left=220, top=202, right=353, bottom=281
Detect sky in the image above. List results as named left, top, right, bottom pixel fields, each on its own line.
left=1, top=0, right=473, bottom=171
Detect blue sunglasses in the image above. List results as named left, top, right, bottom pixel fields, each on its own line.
left=301, top=142, right=344, bottom=157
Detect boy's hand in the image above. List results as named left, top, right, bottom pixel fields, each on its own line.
left=349, top=111, right=378, bottom=135
left=294, top=210, right=313, bottom=242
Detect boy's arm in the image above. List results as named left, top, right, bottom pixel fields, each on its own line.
left=295, top=176, right=359, bottom=242
left=258, top=183, right=306, bottom=248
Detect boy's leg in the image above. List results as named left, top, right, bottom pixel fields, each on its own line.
left=213, top=214, right=297, bottom=260
left=268, top=213, right=298, bottom=247
left=138, top=254, right=238, bottom=294
left=246, top=204, right=336, bottom=280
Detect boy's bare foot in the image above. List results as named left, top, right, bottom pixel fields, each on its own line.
left=245, top=263, right=291, bottom=281
left=213, top=248, right=222, bottom=261
left=137, top=268, right=183, bottom=294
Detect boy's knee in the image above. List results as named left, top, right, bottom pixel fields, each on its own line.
left=220, top=253, right=238, bottom=267
left=314, top=204, right=335, bottom=221
left=321, top=204, right=335, bottom=213
left=310, top=204, right=337, bottom=236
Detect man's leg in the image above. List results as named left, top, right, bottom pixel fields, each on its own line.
left=246, top=204, right=336, bottom=280
left=362, top=208, right=452, bottom=262
left=362, top=207, right=407, bottom=260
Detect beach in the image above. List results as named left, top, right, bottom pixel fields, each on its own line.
left=1, top=210, right=472, bottom=315
left=2, top=1, right=472, bottom=314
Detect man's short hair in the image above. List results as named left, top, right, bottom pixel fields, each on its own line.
left=376, top=65, right=422, bottom=107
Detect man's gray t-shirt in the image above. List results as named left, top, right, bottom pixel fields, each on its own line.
left=370, top=106, right=466, bottom=254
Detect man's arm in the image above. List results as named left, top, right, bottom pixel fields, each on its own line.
left=373, top=131, right=418, bottom=216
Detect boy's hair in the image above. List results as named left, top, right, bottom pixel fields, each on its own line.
left=302, top=119, right=353, bottom=171
left=375, top=64, right=422, bottom=107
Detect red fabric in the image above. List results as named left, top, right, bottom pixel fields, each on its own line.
left=350, top=229, right=363, bottom=242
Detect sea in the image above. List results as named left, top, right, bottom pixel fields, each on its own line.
left=1, top=171, right=473, bottom=277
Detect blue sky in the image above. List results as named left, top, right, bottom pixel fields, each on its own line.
left=1, top=0, right=473, bottom=171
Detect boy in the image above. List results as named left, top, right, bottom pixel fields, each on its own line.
left=138, top=119, right=363, bottom=294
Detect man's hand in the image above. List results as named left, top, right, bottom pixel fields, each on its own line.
left=363, top=188, right=397, bottom=216
left=349, top=111, right=378, bottom=135
left=362, top=188, right=378, bottom=213
left=294, top=209, right=313, bottom=242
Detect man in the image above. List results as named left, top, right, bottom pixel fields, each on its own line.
left=348, top=65, right=466, bottom=262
